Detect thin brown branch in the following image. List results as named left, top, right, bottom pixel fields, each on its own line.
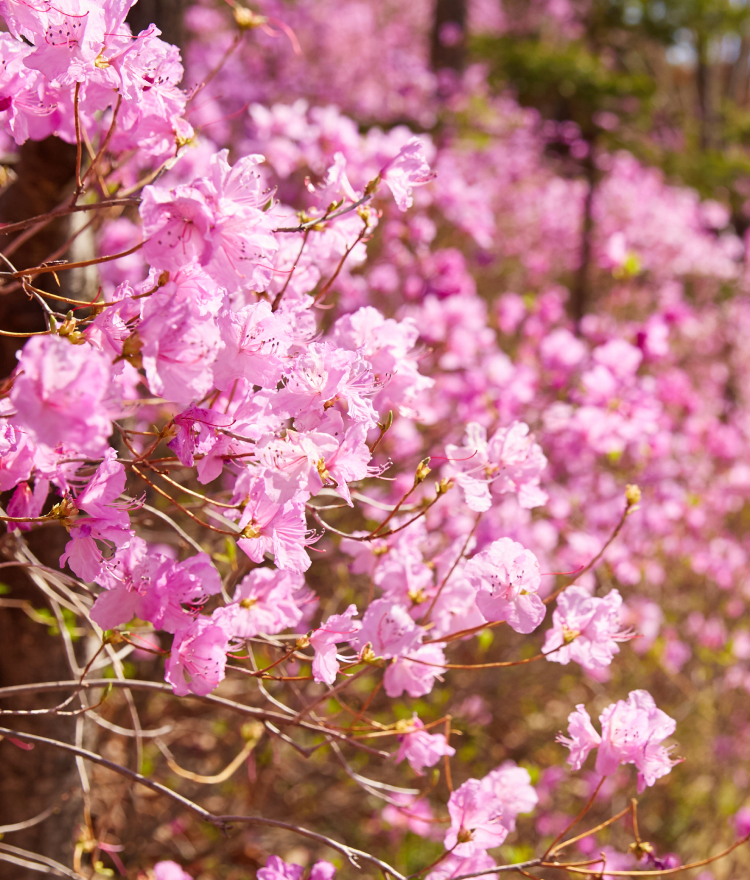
left=0, top=726, right=408, bottom=880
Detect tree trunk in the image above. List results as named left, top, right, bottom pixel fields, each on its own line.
left=0, top=137, right=77, bottom=378
left=571, top=151, right=597, bottom=330
left=431, top=0, right=467, bottom=72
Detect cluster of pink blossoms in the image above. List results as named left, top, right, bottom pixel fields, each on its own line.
left=0, top=0, right=705, bottom=875
left=558, top=690, right=680, bottom=793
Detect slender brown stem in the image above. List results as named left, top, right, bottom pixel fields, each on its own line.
left=272, top=228, right=309, bottom=312
left=0, top=199, right=139, bottom=238
left=548, top=802, right=632, bottom=855
left=545, top=832, right=750, bottom=875
left=421, top=514, right=480, bottom=623
left=81, top=94, right=122, bottom=187
left=14, top=241, right=143, bottom=279
left=443, top=716, right=453, bottom=792
left=544, top=777, right=605, bottom=858
left=131, top=465, right=238, bottom=535
left=72, top=82, right=83, bottom=202
left=0, top=725, right=407, bottom=880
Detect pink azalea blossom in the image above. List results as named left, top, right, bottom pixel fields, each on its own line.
left=382, top=793, right=440, bottom=839
left=556, top=704, right=603, bottom=771
left=153, top=861, right=193, bottom=880
left=384, top=643, right=446, bottom=698
left=380, top=138, right=435, bottom=211
left=165, top=616, right=231, bottom=697
left=140, top=184, right=213, bottom=271
left=74, top=448, right=129, bottom=528
left=11, top=335, right=115, bottom=456
left=257, top=856, right=303, bottom=880
left=543, top=587, right=635, bottom=669
left=90, top=539, right=222, bottom=633
left=444, top=778, right=508, bottom=857
left=60, top=520, right=132, bottom=583
left=482, top=762, right=539, bottom=832
left=558, top=692, right=679, bottom=793
left=310, top=603, right=360, bottom=684
left=213, top=301, right=292, bottom=391
left=213, top=567, right=312, bottom=639
left=446, top=421, right=548, bottom=513
left=463, top=538, right=545, bottom=634
left=6, top=478, right=49, bottom=532
left=236, top=479, right=316, bottom=572
left=167, top=405, right=234, bottom=468
left=139, top=288, right=221, bottom=406
left=426, top=852, right=497, bottom=880
left=597, top=690, right=679, bottom=792
left=355, top=598, right=424, bottom=659
left=395, top=714, right=455, bottom=775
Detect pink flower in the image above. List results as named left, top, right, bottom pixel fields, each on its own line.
left=213, top=567, right=312, bottom=639
left=310, top=604, right=360, bottom=684
left=165, top=616, right=231, bottom=697
left=597, top=690, right=679, bottom=793
left=257, top=856, right=303, bottom=880
left=382, top=793, right=440, bottom=839
left=464, top=538, right=545, bottom=634
left=380, top=138, right=435, bottom=211
left=167, top=405, right=234, bottom=468
left=60, top=520, right=132, bottom=583
left=356, top=598, right=424, bottom=659
left=444, top=763, right=537, bottom=856
left=213, top=301, right=291, bottom=391
left=395, top=714, right=455, bottom=775
left=734, top=806, right=750, bottom=837
left=482, top=762, right=538, bottom=833
left=154, top=861, right=193, bottom=880
left=556, top=704, right=602, bottom=771
left=11, top=335, right=114, bottom=456
left=0, top=418, right=34, bottom=492
left=275, top=343, right=378, bottom=430
left=384, top=643, right=446, bottom=698
left=6, top=479, right=48, bottom=532
left=237, top=479, right=316, bottom=573
left=139, top=288, right=221, bottom=406
left=309, top=862, right=337, bottom=880
left=444, top=778, right=507, bottom=857
left=558, top=692, right=679, bottom=793
left=426, top=853, right=497, bottom=880
left=74, top=448, right=129, bottom=528
left=140, top=184, right=213, bottom=272
left=543, top=587, right=635, bottom=669
left=90, top=540, right=222, bottom=633
left=446, top=421, right=547, bottom=513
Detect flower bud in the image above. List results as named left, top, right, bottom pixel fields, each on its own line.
left=414, top=458, right=431, bottom=484
left=625, top=483, right=642, bottom=508
left=234, top=7, right=267, bottom=31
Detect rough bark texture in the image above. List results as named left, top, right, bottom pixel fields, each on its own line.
left=127, top=0, right=189, bottom=48
left=0, top=137, right=77, bottom=378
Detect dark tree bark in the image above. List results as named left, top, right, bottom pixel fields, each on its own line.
left=571, top=151, right=598, bottom=330
left=0, top=531, right=81, bottom=879
left=127, top=0, right=189, bottom=48
left=430, top=0, right=467, bottom=72
left=0, top=137, right=77, bottom=378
